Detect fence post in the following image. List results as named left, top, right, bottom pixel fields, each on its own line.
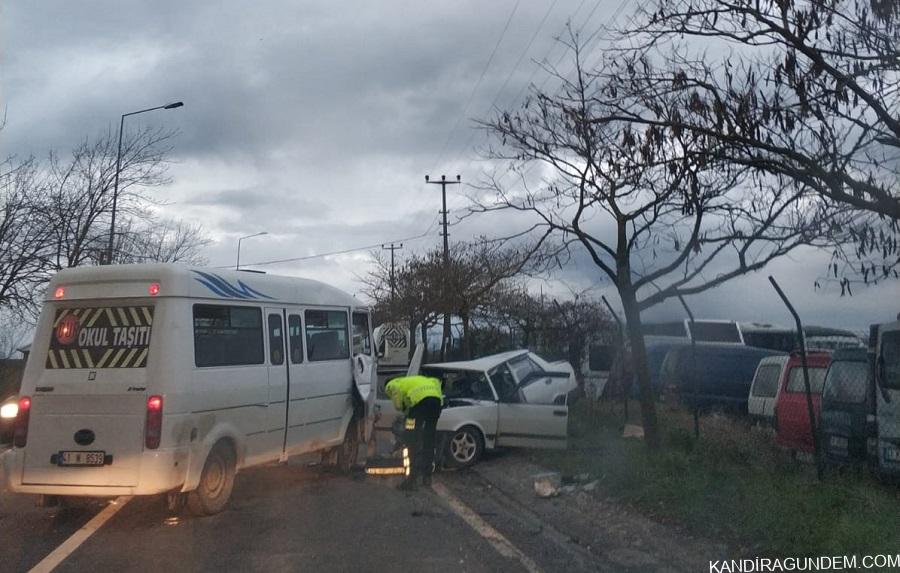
left=768, top=276, right=823, bottom=480
left=602, top=295, right=628, bottom=423
left=677, top=296, right=700, bottom=439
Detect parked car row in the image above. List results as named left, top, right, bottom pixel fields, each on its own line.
left=744, top=324, right=900, bottom=482
left=625, top=325, right=900, bottom=482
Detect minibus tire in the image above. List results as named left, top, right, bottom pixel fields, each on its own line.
left=187, top=442, right=236, bottom=516
left=336, top=418, right=361, bottom=474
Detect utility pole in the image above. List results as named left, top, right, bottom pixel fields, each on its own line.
left=426, top=174, right=461, bottom=360
left=381, top=243, right=403, bottom=302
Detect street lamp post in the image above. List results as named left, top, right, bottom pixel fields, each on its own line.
left=105, top=101, right=184, bottom=265
left=236, top=232, right=268, bottom=270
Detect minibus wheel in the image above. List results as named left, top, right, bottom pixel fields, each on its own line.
left=187, top=442, right=236, bottom=516
left=336, top=418, right=361, bottom=473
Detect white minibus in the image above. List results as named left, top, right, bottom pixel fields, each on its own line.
left=3, top=264, right=377, bottom=514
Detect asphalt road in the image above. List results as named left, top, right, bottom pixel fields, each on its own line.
left=0, top=451, right=602, bottom=573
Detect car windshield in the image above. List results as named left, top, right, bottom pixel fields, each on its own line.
left=823, top=361, right=869, bottom=404
left=508, top=355, right=541, bottom=383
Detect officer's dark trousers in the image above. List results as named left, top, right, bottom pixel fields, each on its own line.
left=406, top=397, right=442, bottom=480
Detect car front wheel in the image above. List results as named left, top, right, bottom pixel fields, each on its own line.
left=445, top=426, right=484, bottom=468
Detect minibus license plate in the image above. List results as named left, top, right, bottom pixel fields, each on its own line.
left=884, top=447, right=900, bottom=463
left=58, top=451, right=106, bottom=466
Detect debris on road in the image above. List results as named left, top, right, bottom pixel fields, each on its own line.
left=622, top=424, right=645, bottom=439
left=532, top=472, right=562, bottom=497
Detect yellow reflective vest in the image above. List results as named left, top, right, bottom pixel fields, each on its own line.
left=385, top=375, right=443, bottom=414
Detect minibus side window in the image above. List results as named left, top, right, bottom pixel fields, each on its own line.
left=193, top=305, right=264, bottom=367
left=352, top=312, right=372, bottom=355
left=288, top=314, right=303, bottom=363
left=268, top=314, right=284, bottom=366
left=305, top=309, right=349, bottom=361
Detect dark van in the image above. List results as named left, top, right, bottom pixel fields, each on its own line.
left=624, top=337, right=690, bottom=399
left=820, top=348, right=873, bottom=466
left=660, top=344, right=785, bottom=412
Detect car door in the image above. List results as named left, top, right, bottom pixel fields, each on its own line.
left=491, top=363, right=568, bottom=449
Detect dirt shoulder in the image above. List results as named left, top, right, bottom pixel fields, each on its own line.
left=441, top=451, right=727, bottom=573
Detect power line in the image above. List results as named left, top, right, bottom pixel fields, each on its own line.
left=444, top=0, right=601, bottom=182
left=445, top=0, right=563, bottom=176
left=429, top=0, right=522, bottom=174
left=223, top=214, right=440, bottom=269
left=495, top=0, right=637, bottom=194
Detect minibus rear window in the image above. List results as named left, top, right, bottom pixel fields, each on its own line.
left=46, top=306, right=155, bottom=369
left=193, top=305, right=264, bottom=367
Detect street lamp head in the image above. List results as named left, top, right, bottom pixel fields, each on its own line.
left=164, top=102, right=184, bottom=109
left=425, top=175, right=430, bottom=183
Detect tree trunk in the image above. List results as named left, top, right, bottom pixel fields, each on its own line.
left=618, top=279, right=661, bottom=450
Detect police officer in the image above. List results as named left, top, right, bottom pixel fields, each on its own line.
left=384, top=375, right=443, bottom=489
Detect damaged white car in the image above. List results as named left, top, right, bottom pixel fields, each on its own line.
left=376, top=350, right=574, bottom=468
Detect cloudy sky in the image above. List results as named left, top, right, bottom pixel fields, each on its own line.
left=3, top=0, right=897, bottom=331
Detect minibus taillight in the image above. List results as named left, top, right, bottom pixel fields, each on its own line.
left=54, top=287, right=65, bottom=299
left=148, top=282, right=160, bottom=296
left=13, top=396, right=31, bottom=448
left=145, top=395, right=163, bottom=450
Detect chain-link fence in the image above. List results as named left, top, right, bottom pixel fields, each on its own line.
left=589, top=277, right=900, bottom=484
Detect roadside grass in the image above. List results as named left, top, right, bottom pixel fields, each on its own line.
left=532, top=400, right=900, bottom=557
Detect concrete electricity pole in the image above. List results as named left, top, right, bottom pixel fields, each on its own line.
left=425, top=174, right=460, bottom=360
left=381, top=242, right=403, bottom=302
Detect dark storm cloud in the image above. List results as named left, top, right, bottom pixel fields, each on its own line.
left=5, top=0, right=897, bottom=324
left=3, top=0, right=572, bottom=162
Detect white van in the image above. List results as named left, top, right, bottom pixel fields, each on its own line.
left=4, top=264, right=376, bottom=514
left=747, top=355, right=789, bottom=425
left=872, top=320, right=900, bottom=478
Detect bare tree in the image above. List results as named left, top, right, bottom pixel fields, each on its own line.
left=362, top=249, right=442, bottom=357
left=445, top=238, right=552, bottom=359
left=607, top=0, right=900, bottom=284
left=43, top=126, right=176, bottom=269
left=475, top=35, right=842, bottom=448
left=0, top=157, right=54, bottom=317
left=116, top=217, right=211, bottom=265
left=0, top=309, right=33, bottom=359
